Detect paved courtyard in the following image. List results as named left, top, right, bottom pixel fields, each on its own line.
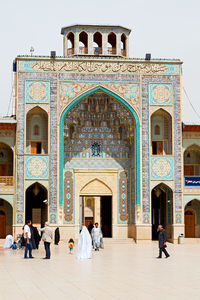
left=0, top=240, right=200, bottom=300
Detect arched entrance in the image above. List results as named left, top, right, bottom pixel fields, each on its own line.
left=80, top=179, right=112, bottom=237
left=185, top=200, right=200, bottom=238
left=185, top=210, right=195, bottom=237
left=25, top=182, right=48, bottom=226
left=59, top=86, right=140, bottom=238
left=151, top=183, right=173, bottom=240
left=0, top=199, right=13, bottom=238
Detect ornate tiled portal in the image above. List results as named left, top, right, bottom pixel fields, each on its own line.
left=8, top=24, right=184, bottom=242
left=62, top=92, right=136, bottom=225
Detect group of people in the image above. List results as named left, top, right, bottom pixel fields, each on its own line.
left=77, top=222, right=103, bottom=259
left=23, top=220, right=53, bottom=259
left=3, top=222, right=170, bottom=260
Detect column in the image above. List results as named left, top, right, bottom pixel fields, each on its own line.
left=102, top=33, right=107, bottom=55
left=94, top=196, right=101, bottom=226
left=74, top=31, right=79, bottom=55
left=116, top=33, right=121, bottom=56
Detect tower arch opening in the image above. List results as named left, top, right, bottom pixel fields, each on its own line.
left=79, top=31, right=88, bottom=54
left=121, top=33, right=127, bottom=56
left=108, top=32, right=116, bottom=55
left=93, top=32, right=102, bottom=55
left=67, top=32, right=75, bottom=55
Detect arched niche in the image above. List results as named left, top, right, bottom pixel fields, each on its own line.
left=26, top=106, right=48, bottom=154
left=151, top=108, right=172, bottom=155
left=0, top=142, right=13, bottom=185
left=184, top=144, right=200, bottom=177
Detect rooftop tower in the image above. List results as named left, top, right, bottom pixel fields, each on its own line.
left=61, top=24, right=131, bottom=57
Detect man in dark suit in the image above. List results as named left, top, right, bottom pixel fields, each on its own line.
left=157, top=225, right=170, bottom=259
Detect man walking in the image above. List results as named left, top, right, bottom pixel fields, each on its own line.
left=24, top=220, right=34, bottom=259
left=91, top=222, right=103, bottom=251
left=157, top=225, right=170, bottom=259
left=39, top=222, right=53, bottom=259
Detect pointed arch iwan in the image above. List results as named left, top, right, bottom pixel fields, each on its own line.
left=59, top=86, right=140, bottom=206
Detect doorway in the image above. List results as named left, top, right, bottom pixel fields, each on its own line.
left=0, top=210, right=6, bottom=238
left=152, top=191, right=166, bottom=240
left=81, top=195, right=112, bottom=237
left=185, top=210, right=195, bottom=238
left=151, top=184, right=171, bottom=240
left=101, top=196, right=112, bottom=237
left=26, top=182, right=48, bottom=226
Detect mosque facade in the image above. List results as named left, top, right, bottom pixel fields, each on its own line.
left=0, top=24, right=198, bottom=242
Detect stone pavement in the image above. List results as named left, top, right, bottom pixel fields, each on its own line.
left=0, top=240, right=199, bottom=300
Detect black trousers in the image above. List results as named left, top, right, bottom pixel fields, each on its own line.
left=44, top=242, right=51, bottom=259
left=159, top=247, right=169, bottom=258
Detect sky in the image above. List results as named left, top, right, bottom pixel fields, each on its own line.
left=0, top=0, right=199, bottom=123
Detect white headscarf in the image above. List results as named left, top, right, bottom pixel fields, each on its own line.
left=77, top=226, right=92, bottom=259
left=3, top=235, right=13, bottom=248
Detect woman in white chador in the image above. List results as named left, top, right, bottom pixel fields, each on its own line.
left=77, top=226, right=92, bottom=259
left=3, top=235, right=13, bottom=248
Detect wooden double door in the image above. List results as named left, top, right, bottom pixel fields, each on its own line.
left=185, top=210, right=195, bottom=238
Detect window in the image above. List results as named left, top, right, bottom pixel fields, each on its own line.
left=31, top=142, right=42, bottom=154
left=154, top=125, right=160, bottom=135
left=33, top=125, right=40, bottom=136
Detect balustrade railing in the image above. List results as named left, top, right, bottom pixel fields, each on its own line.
left=67, top=48, right=74, bottom=55
left=121, top=49, right=127, bottom=57
left=107, top=47, right=116, bottom=55
left=79, top=47, right=88, bottom=54
left=0, top=176, right=13, bottom=186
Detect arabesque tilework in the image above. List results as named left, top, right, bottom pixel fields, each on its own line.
left=149, top=83, right=172, bottom=105
left=25, top=156, right=49, bottom=179
left=151, top=157, right=173, bottom=180
left=25, top=80, right=50, bottom=103
left=119, top=170, right=129, bottom=223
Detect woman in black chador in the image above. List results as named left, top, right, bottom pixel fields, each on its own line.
left=30, top=225, right=41, bottom=249
left=54, top=227, right=60, bottom=245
